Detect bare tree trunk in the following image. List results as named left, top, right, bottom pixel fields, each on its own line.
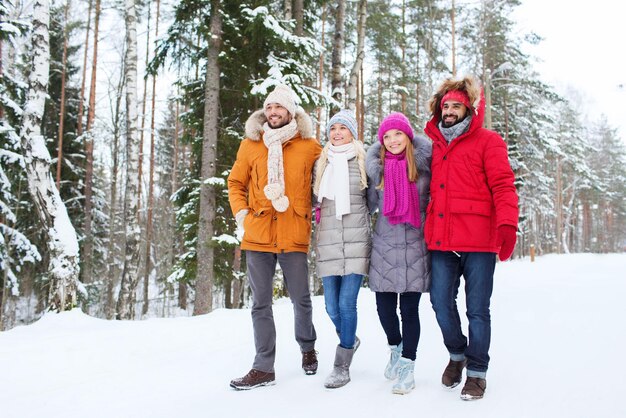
left=105, top=56, right=126, bottom=319
left=77, top=0, right=93, bottom=137
left=20, top=0, right=80, bottom=312
left=173, top=97, right=187, bottom=310
left=451, top=0, right=456, bottom=76
left=55, top=0, right=71, bottom=189
left=193, top=0, right=222, bottom=316
left=117, top=0, right=141, bottom=320
left=346, top=0, right=367, bottom=111
left=231, top=246, right=243, bottom=308
left=555, top=156, right=563, bottom=254
left=359, top=65, right=364, bottom=141
left=330, top=0, right=345, bottom=115
left=0, top=38, right=3, bottom=120
left=137, top=1, right=152, bottom=216
left=582, top=199, right=591, bottom=250
left=293, top=0, right=304, bottom=36
left=83, top=0, right=101, bottom=286
left=284, top=0, right=292, bottom=21
left=142, top=0, right=161, bottom=317
left=315, top=4, right=326, bottom=140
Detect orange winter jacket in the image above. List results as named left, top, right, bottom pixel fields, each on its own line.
left=228, top=109, right=322, bottom=253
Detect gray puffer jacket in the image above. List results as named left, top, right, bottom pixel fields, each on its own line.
left=366, top=136, right=432, bottom=293
left=314, top=157, right=372, bottom=278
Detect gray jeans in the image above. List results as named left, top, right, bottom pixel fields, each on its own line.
left=246, top=251, right=317, bottom=373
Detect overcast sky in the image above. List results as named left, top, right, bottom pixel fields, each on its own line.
left=514, top=0, right=626, bottom=139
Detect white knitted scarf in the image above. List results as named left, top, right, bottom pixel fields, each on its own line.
left=262, top=118, right=298, bottom=212
left=318, top=142, right=356, bottom=220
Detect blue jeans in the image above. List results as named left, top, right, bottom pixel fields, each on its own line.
left=375, top=292, right=422, bottom=361
left=322, top=274, right=363, bottom=349
left=430, top=251, right=496, bottom=378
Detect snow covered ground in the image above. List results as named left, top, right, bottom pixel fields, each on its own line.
left=2, top=253, right=625, bottom=418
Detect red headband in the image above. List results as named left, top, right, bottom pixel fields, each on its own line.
left=440, top=90, right=471, bottom=110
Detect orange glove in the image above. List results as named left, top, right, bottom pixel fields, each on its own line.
left=497, top=225, right=517, bottom=261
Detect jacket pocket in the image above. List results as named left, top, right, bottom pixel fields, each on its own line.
left=448, top=198, right=493, bottom=247
left=292, top=205, right=313, bottom=245
left=243, top=207, right=272, bottom=245
left=463, top=155, right=482, bottom=190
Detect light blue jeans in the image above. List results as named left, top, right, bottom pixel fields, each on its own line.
left=322, top=274, right=364, bottom=349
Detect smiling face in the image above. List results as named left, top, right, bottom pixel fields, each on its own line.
left=264, top=103, right=292, bottom=129
left=329, top=123, right=354, bottom=146
left=382, top=129, right=410, bottom=155
left=441, top=100, right=468, bottom=128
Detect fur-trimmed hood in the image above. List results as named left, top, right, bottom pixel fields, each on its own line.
left=244, top=108, right=315, bottom=141
left=425, top=75, right=486, bottom=139
left=427, top=75, right=483, bottom=117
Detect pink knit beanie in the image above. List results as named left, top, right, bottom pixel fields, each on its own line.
left=378, top=112, right=414, bottom=144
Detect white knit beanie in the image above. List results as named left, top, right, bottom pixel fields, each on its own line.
left=263, top=84, right=297, bottom=116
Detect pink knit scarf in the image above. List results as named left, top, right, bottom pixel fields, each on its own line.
left=382, top=151, right=421, bottom=229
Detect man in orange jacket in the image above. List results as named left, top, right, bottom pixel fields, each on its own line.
left=228, top=84, right=322, bottom=390
left=424, top=76, right=518, bottom=401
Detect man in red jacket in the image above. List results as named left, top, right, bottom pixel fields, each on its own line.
left=424, top=75, right=518, bottom=401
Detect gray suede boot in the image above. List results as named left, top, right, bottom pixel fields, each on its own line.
left=324, top=345, right=355, bottom=389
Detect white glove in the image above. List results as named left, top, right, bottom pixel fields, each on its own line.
left=235, top=209, right=248, bottom=242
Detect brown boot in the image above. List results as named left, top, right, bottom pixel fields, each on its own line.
left=442, top=359, right=466, bottom=388
left=230, top=369, right=275, bottom=390
left=302, top=349, right=318, bottom=375
left=461, top=377, right=487, bottom=400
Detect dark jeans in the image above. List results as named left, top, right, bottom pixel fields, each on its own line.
left=375, top=292, right=422, bottom=361
left=322, top=274, right=363, bottom=349
left=430, top=251, right=496, bottom=378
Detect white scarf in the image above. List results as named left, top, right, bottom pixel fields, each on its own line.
left=262, top=118, right=298, bottom=212
left=318, top=142, right=356, bottom=220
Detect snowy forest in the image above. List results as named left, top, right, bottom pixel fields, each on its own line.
left=1, top=0, right=625, bottom=330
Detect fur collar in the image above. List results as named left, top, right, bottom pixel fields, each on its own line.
left=244, top=108, right=314, bottom=141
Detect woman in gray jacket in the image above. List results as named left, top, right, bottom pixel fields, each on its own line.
left=366, top=112, right=432, bottom=395
left=313, top=110, right=371, bottom=389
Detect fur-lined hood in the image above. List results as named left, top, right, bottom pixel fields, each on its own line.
left=427, top=75, right=483, bottom=118
left=244, top=108, right=315, bottom=141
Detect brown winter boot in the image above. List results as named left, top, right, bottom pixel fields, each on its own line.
left=302, top=349, right=318, bottom=375
left=230, top=369, right=275, bottom=390
left=442, top=359, right=467, bottom=388
left=460, top=377, right=487, bottom=400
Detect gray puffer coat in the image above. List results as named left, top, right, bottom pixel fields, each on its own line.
left=314, top=157, right=372, bottom=278
left=366, top=136, right=432, bottom=293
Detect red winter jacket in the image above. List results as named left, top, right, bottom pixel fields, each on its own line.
left=424, top=89, right=518, bottom=253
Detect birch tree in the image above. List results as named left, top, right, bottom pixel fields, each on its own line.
left=19, top=0, right=80, bottom=312
left=346, top=0, right=367, bottom=111
left=116, top=0, right=141, bottom=319
left=193, top=0, right=221, bottom=315
left=330, top=0, right=345, bottom=114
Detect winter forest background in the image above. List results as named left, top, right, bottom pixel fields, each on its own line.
left=1, top=0, right=625, bottom=330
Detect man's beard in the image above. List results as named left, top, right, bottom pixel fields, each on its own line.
left=267, top=118, right=291, bottom=129
left=441, top=114, right=467, bottom=128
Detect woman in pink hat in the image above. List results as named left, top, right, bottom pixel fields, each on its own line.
left=365, top=112, right=432, bottom=394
